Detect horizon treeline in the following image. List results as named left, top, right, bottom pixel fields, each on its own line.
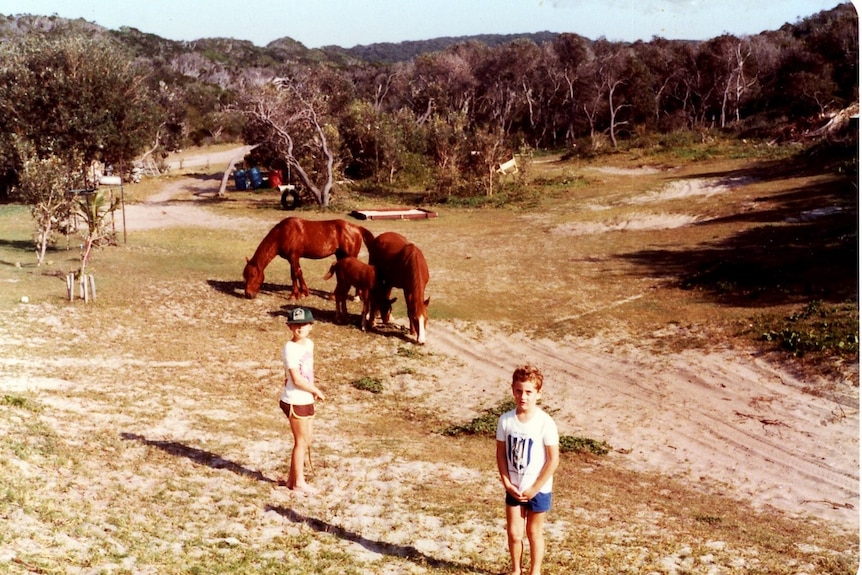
left=0, top=3, right=857, bottom=196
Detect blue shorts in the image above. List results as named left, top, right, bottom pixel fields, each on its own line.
left=506, top=491, right=552, bottom=513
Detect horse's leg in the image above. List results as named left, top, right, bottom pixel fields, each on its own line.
left=289, top=256, right=303, bottom=299
left=360, top=289, right=371, bottom=331
left=334, top=281, right=349, bottom=323
left=297, top=262, right=309, bottom=298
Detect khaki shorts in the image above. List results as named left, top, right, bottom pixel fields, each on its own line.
left=279, top=400, right=315, bottom=419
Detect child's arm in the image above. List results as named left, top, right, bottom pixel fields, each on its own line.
left=496, top=440, right=522, bottom=498
left=520, top=443, right=560, bottom=500
left=287, top=367, right=326, bottom=400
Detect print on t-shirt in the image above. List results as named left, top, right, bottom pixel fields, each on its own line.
left=508, top=434, right=533, bottom=475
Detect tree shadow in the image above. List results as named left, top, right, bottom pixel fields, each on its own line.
left=186, top=173, right=224, bottom=182
left=265, top=505, right=497, bottom=574
left=0, top=238, right=35, bottom=253
left=620, top=170, right=858, bottom=307
left=120, top=432, right=277, bottom=484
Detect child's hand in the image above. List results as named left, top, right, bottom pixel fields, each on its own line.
left=506, top=484, right=527, bottom=501
left=313, top=388, right=326, bottom=401
left=519, top=486, right=537, bottom=500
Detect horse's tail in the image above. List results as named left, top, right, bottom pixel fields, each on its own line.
left=323, top=261, right=338, bottom=281
left=358, top=226, right=375, bottom=250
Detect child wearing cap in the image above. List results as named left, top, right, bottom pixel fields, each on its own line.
left=279, top=307, right=326, bottom=494
left=496, top=364, right=560, bottom=575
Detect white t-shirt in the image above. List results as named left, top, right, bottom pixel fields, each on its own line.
left=496, top=408, right=559, bottom=493
left=280, top=338, right=314, bottom=405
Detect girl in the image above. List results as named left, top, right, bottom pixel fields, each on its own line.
left=279, top=307, right=326, bottom=494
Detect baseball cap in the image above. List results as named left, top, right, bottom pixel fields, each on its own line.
left=287, top=307, right=315, bottom=324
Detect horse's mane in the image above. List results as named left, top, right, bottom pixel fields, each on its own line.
left=249, top=218, right=290, bottom=268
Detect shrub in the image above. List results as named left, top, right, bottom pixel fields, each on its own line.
left=352, top=376, right=384, bottom=394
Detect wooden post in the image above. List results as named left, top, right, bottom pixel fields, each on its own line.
left=67, top=272, right=96, bottom=302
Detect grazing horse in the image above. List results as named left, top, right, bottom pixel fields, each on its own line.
left=368, top=231, right=430, bottom=344
left=243, top=218, right=368, bottom=299
left=323, top=257, right=377, bottom=330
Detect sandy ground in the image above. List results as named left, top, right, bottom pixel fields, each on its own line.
left=121, top=149, right=860, bottom=534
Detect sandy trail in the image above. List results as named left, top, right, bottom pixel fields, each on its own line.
left=424, top=321, right=858, bottom=530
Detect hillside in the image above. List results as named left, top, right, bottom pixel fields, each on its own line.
left=0, top=12, right=564, bottom=67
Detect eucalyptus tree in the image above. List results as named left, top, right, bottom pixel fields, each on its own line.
left=541, top=34, right=590, bottom=146
left=474, top=39, right=543, bottom=139
left=236, top=67, right=351, bottom=207
left=578, top=39, right=633, bottom=148
left=695, top=35, right=761, bottom=128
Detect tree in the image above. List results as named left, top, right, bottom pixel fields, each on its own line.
left=475, top=39, right=542, bottom=138
left=0, top=34, right=161, bottom=178
left=236, top=70, right=345, bottom=207
left=697, top=35, right=760, bottom=128
left=547, top=34, right=590, bottom=145
left=13, top=142, right=76, bottom=265
left=0, top=32, right=161, bottom=261
left=339, top=100, right=410, bottom=184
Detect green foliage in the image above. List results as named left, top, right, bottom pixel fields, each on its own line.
left=559, top=435, right=611, bottom=456
left=13, top=147, right=77, bottom=265
left=72, top=188, right=120, bottom=246
left=440, top=399, right=514, bottom=436
left=3, top=395, right=40, bottom=411
left=352, top=377, right=384, bottom=394
left=755, top=301, right=859, bottom=358
left=442, top=400, right=612, bottom=456
left=0, top=34, right=161, bottom=169
left=396, top=346, right=424, bottom=359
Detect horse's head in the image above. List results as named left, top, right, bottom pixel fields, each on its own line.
left=376, top=295, right=398, bottom=325
left=243, top=257, right=263, bottom=299
left=409, top=296, right=431, bottom=345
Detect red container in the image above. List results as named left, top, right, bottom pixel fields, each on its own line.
left=268, top=170, right=282, bottom=188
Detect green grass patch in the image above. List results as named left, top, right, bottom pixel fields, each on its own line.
left=750, top=300, right=859, bottom=358
left=440, top=399, right=515, bottom=436
left=3, top=394, right=41, bottom=411
left=441, top=400, right=611, bottom=455
left=558, top=435, right=611, bottom=456
left=351, top=376, right=384, bottom=394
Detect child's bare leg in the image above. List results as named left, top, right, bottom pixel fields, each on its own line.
left=525, top=510, right=546, bottom=575
left=506, top=504, right=527, bottom=575
left=288, top=416, right=314, bottom=491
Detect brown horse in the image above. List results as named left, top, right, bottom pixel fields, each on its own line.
left=243, top=218, right=368, bottom=299
left=323, top=256, right=377, bottom=330
left=367, top=231, right=430, bottom=344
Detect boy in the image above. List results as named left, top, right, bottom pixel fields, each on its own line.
left=279, top=307, right=325, bottom=494
left=496, top=365, right=560, bottom=575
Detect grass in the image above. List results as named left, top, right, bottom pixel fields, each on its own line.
left=750, top=300, right=859, bottom=358
left=351, top=376, right=384, bottom=394
left=441, top=398, right=612, bottom=455
left=0, top=140, right=857, bottom=574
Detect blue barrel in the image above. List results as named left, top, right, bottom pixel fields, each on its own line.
left=249, top=166, right=263, bottom=189
left=234, top=169, right=247, bottom=190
